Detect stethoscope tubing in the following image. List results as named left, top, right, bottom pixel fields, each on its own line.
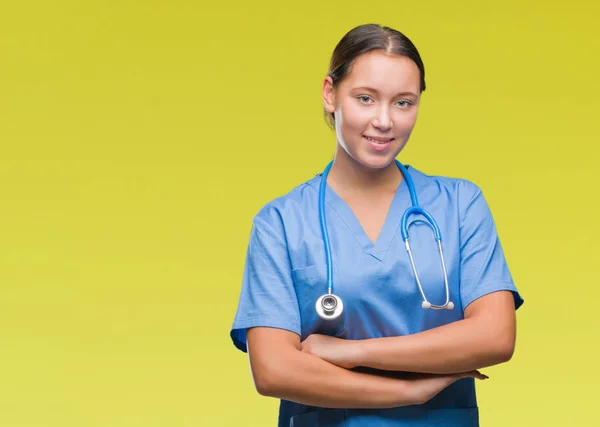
left=318, top=159, right=453, bottom=317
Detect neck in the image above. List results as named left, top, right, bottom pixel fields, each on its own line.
left=327, top=145, right=403, bottom=196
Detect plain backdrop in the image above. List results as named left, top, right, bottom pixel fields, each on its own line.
left=1, top=1, right=599, bottom=426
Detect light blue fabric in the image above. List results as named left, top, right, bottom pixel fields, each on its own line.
left=230, top=164, right=524, bottom=427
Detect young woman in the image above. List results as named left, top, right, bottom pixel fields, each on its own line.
left=230, top=23, right=524, bottom=427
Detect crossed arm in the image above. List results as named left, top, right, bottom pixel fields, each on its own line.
left=301, top=290, right=516, bottom=374
left=246, top=290, right=517, bottom=408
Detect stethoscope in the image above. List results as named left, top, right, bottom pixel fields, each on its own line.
left=316, top=159, right=454, bottom=321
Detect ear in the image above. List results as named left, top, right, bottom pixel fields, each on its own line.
left=322, top=76, right=336, bottom=114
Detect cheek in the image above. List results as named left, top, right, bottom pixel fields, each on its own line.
left=337, top=103, right=369, bottom=133
left=390, top=109, right=419, bottom=138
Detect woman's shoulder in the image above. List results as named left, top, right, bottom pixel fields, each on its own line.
left=408, top=164, right=484, bottom=208
left=251, top=174, right=322, bottom=235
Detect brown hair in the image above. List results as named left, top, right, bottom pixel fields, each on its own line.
left=324, top=24, right=426, bottom=129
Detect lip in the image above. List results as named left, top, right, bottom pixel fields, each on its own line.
left=363, top=135, right=394, bottom=151
left=364, top=135, right=394, bottom=142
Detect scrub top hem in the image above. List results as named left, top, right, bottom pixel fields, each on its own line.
left=461, top=281, right=523, bottom=311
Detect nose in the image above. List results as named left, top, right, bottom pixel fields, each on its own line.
left=372, top=106, right=392, bottom=131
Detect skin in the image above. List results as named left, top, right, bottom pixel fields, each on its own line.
left=300, top=291, right=516, bottom=374
left=322, top=50, right=421, bottom=194
left=321, top=51, right=422, bottom=244
left=246, top=49, right=514, bottom=408
left=247, top=328, right=486, bottom=409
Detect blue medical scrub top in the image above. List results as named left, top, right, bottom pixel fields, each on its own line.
left=230, top=164, right=524, bottom=427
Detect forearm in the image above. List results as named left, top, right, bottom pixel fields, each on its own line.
left=256, top=347, right=450, bottom=409
left=355, top=317, right=514, bottom=374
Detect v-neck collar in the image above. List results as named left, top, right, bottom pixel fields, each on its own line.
left=309, top=164, right=417, bottom=262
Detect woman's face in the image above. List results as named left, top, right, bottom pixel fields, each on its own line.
left=323, top=50, right=422, bottom=170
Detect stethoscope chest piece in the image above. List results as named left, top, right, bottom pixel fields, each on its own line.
left=316, top=293, right=344, bottom=320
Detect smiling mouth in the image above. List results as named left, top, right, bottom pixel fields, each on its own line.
left=363, top=136, right=394, bottom=144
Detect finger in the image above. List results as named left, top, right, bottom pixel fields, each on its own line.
left=457, top=370, right=488, bottom=380
left=471, top=370, right=489, bottom=380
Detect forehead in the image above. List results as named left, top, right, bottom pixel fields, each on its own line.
left=340, top=50, right=421, bottom=93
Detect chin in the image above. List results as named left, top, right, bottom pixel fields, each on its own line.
left=355, top=154, right=396, bottom=170
left=337, top=140, right=402, bottom=171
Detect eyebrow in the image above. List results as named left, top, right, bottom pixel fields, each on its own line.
left=352, top=86, right=419, bottom=98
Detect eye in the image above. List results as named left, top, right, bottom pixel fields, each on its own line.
left=396, top=100, right=412, bottom=108
left=357, top=95, right=373, bottom=104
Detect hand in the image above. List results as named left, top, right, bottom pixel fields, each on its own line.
left=411, top=370, right=488, bottom=381
left=410, top=370, right=489, bottom=405
left=300, top=334, right=360, bottom=369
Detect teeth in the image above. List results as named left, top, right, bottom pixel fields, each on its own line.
left=365, top=136, right=390, bottom=144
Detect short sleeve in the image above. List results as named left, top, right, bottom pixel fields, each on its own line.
left=230, top=215, right=301, bottom=353
left=459, top=184, right=524, bottom=311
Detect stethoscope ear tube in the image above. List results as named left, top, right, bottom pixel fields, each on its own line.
left=404, top=236, right=454, bottom=310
